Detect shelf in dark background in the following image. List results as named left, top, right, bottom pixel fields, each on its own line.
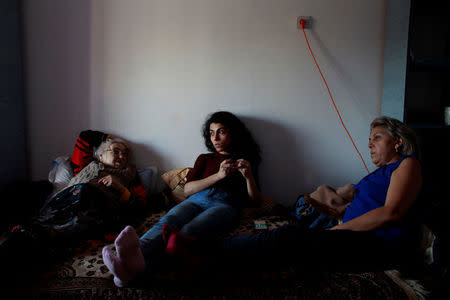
left=405, top=5, right=450, bottom=273
left=404, top=0, right=450, bottom=127
left=409, top=124, right=450, bottom=129
left=410, top=58, right=450, bottom=72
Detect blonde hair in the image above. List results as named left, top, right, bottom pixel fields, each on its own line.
left=370, top=116, right=419, bottom=157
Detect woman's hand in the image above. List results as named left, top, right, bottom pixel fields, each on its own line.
left=236, top=159, right=252, bottom=179
left=234, top=159, right=261, bottom=206
left=217, top=159, right=236, bottom=179
left=184, top=158, right=234, bottom=197
left=98, top=175, right=126, bottom=193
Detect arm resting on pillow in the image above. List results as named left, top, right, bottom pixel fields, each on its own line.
left=184, top=173, right=223, bottom=197
left=184, top=154, right=216, bottom=197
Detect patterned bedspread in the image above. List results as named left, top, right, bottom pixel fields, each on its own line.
left=10, top=209, right=414, bottom=299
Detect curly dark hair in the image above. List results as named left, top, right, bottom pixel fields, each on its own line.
left=202, top=111, right=261, bottom=168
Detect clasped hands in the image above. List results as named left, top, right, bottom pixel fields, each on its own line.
left=218, top=158, right=252, bottom=179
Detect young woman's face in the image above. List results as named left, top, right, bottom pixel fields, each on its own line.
left=99, top=142, right=129, bottom=169
left=210, top=123, right=232, bottom=154
left=368, top=126, right=402, bottom=167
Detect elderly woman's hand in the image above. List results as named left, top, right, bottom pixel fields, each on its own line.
left=98, top=175, right=126, bottom=193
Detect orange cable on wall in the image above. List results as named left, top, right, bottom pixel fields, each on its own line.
left=299, top=19, right=369, bottom=174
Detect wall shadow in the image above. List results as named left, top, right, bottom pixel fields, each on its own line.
left=20, top=1, right=94, bottom=179
left=241, top=116, right=315, bottom=207
left=45, top=0, right=93, bottom=148
left=129, top=141, right=166, bottom=171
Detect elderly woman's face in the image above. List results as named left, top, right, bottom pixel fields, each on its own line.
left=368, top=126, right=402, bottom=168
left=99, top=142, right=129, bottom=169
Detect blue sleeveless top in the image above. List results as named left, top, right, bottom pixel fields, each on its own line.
left=342, top=155, right=421, bottom=245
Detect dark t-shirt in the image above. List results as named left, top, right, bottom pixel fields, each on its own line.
left=186, top=152, right=255, bottom=201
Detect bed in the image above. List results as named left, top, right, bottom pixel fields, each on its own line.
left=10, top=209, right=425, bottom=299
left=3, top=162, right=431, bottom=299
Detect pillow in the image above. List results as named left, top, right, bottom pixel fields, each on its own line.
left=48, top=155, right=74, bottom=197
left=48, top=155, right=164, bottom=196
left=161, top=167, right=191, bottom=204
left=418, top=224, right=435, bottom=265
left=137, top=166, right=166, bottom=195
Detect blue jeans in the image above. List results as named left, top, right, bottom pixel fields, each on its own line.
left=290, top=196, right=337, bottom=229
left=139, top=188, right=240, bottom=270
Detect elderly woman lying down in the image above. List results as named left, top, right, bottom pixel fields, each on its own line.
left=103, top=116, right=426, bottom=286
left=0, top=130, right=147, bottom=273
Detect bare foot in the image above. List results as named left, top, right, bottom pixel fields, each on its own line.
left=102, top=226, right=146, bottom=287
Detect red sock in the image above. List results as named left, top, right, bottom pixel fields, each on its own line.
left=162, top=224, right=175, bottom=244
left=166, top=231, right=196, bottom=255
left=163, top=225, right=200, bottom=263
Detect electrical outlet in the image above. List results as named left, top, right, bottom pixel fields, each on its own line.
left=297, top=16, right=312, bottom=29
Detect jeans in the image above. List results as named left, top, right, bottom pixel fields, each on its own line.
left=290, top=196, right=337, bottom=229
left=139, top=188, right=240, bottom=270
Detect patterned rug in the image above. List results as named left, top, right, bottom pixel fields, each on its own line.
left=32, top=270, right=409, bottom=299
left=9, top=210, right=413, bottom=299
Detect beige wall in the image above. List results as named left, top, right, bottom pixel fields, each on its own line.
left=22, top=0, right=387, bottom=206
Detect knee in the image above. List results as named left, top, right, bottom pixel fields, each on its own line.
left=162, top=214, right=184, bottom=229
left=217, top=205, right=239, bottom=217
left=165, top=202, right=197, bottom=218
left=179, top=223, right=196, bottom=236
left=316, top=185, right=331, bottom=192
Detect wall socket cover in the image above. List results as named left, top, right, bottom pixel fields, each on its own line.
left=297, top=16, right=312, bottom=29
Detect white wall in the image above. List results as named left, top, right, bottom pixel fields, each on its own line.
left=22, top=0, right=387, bottom=206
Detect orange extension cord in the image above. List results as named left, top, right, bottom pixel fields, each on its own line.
left=300, top=19, right=369, bottom=174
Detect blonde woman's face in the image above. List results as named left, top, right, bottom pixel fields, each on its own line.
left=368, top=126, right=403, bottom=167
left=99, top=143, right=129, bottom=169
